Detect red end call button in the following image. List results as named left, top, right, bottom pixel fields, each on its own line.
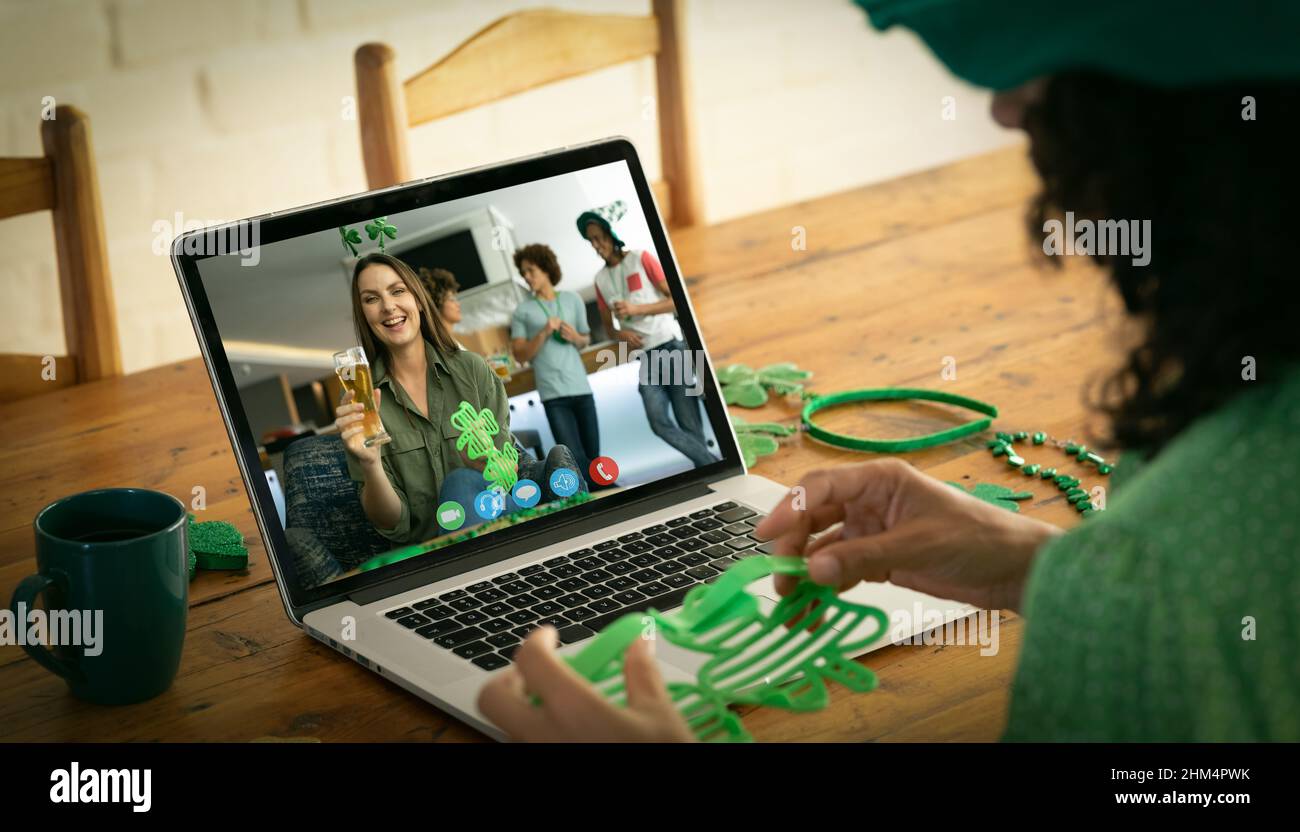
left=589, top=456, right=619, bottom=485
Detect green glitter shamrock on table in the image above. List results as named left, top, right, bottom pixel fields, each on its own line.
left=730, top=416, right=796, bottom=467
left=945, top=481, right=1033, bottom=511
left=716, top=362, right=812, bottom=407
left=716, top=362, right=813, bottom=467
left=185, top=513, right=250, bottom=580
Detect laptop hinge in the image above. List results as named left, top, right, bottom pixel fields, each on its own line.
left=346, top=478, right=723, bottom=607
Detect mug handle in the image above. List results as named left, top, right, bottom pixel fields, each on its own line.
left=10, top=574, right=81, bottom=682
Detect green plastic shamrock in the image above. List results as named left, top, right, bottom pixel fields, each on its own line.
left=716, top=363, right=812, bottom=407
left=339, top=226, right=363, bottom=257
left=567, top=555, right=890, bottom=742
left=946, top=481, right=1033, bottom=512
left=449, top=400, right=518, bottom=495
left=731, top=415, right=795, bottom=467
left=364, top=217, right=398, bottom=251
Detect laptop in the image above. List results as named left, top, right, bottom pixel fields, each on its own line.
left=171, top=138, right=972, bottom=739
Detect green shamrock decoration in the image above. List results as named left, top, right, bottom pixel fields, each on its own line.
left=364, top=217, right=398, bottom=251
left=716, top=363, right=813, bottom=407
left=731, top=415, right=795, bottom=467
left=338, top=226, right=363, bottom=256
left=449, top=400, right=518, bottom=496
left=567, top=555, right=890, bottom=742
left=946, top=481, right=1033, bottom=512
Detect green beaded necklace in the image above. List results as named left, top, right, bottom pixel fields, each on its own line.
left=986, top=430, right=1114, bottom=518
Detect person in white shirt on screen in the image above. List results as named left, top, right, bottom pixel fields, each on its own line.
left=579, top=206, right=718, bottom=469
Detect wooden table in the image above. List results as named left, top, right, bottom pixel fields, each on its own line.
left=0, top=146, right=1121, bottom=741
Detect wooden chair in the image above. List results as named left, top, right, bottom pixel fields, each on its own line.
left=355, top=0, right=702, bottom=226
left=0, top=105, right=122, bottom=400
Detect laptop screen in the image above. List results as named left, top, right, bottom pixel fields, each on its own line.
left=187, top=145, right=737, bottom=600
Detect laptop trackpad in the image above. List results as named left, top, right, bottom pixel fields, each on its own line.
left=654, top=592, right=781, bottom=678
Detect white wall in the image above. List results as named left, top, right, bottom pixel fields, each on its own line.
left=0, top=0, right=1014, bottom=374
left=196, top=159, right=651, bottom=358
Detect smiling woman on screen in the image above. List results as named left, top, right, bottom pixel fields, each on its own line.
left=334, top=253, right=584, bottom=544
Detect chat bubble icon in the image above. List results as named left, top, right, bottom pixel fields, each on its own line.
left=512, top=479, right=541, bottom=508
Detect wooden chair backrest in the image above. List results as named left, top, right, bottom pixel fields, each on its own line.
left=355, top=1, right=701, bottom=226
left=0, top=105, right=122, bottom=400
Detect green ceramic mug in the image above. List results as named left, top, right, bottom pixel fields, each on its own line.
left=10, top=488, right=188, bottom=705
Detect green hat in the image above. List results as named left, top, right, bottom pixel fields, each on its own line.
left=576, top=200, right=627, bottom=249
left=854, top=0, right=1300, bottom=90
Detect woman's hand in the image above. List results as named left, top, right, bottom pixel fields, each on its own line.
left=755, top=459, right=1062, bottom=612
left=545, top=317, right=562, bottom=335
left=457, top=444, right=489, bottom=473
left=477, top=627, right=695, bottom=742
left=335, top=388, right=383, bottom=467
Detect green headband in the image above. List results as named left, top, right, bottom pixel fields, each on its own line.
left=854, top=0, right=1300, bottom=91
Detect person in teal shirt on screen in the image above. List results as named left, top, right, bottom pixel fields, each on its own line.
left=510, top=243, right=602, bottom=489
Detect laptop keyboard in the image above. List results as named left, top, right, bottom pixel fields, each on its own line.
left=380, top=502, right=774, bottom=672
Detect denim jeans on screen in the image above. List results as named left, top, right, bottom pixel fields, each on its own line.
left=543, top=394, right=601, bottom=488
left=637, top=338, right=718, bottom=468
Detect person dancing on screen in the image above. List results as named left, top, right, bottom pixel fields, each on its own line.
left=510, top=244, right=604, bottom=489
left=334, top=253, right=584, bottom=544
left=579, top=203, right=718, bottom=469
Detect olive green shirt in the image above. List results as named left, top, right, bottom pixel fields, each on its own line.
left=345, top=340, right=510, bottom=545
left=1005, top=363, right=1300, bottom=741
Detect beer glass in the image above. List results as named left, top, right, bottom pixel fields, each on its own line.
left=333, top=347, right=391, bottom=447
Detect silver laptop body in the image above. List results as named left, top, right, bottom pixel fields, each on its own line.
left=172, top=138, right=972, bottom=740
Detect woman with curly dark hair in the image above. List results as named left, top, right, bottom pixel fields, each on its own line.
left=477, top=2, right=1300, bottom=741
left=509, top=243, right=602, bottom=488
left=417, top=266, right=463, bottom=333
